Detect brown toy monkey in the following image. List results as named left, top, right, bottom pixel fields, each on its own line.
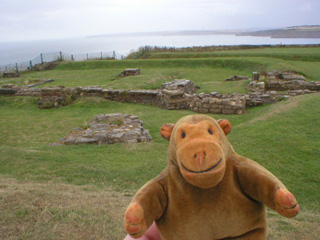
left=125, top=115, right=299, bottom=240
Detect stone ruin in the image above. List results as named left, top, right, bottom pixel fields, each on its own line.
left=1, top=72, right=319, bottom=114
left=245, top=71, right=320, bottom=107
left=156, top=79, right=246, bottom=114
left=159, top=79, right=195, bottom=94
left=51, top=113, right=152, bottom=146
left=118, top=68, right=141, bottom=77
left=157, top=79, right=195, bottom=110
left=3, top=72, right=20, bottom=78
left=260, top=71, right=306, bottom=81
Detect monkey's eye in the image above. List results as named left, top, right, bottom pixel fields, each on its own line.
left=181, top=132, right=186, bottom=138
left=208, top=129, right=213, bottom=135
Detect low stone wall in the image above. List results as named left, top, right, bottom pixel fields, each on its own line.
left=103, top=89, right=159, bottom=105
left=16, top=88, right=41, bottom=97
left=245, top=92, right=278, bottom=107
left=0, top=88, right=17, bottom=96
left=189, top=93, right=246, bottom=115
left=265, top=80, right=320, bottom=91
left=80, top=87, right=105, bottom=98
left=2, top=76, right=318, bottom=114
left=0, top=84, right=18, bottom=96
left=0, top=79, right=247, bottom=114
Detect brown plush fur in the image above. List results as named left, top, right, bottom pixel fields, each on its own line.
left=125, top=115, right=299, bottom=240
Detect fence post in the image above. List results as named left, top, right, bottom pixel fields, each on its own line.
left=29, top=60, right=33, bottom=71
left=87, top=53, right=89, bottom=60
left=101, top=52, right=103, bottom=60
left=15, top=63, right=19, bottom=73
left=40, top=53, right=44, bottom=64
left=113, top=51, right=116, bottom=59
left=60, top=51, right=63, bottom=61
left=71, top=54, right=74, bottom=61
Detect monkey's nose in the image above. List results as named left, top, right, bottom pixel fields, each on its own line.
left=194, top=151, right=206, bottom=166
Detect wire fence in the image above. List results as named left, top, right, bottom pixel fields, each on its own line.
left=0, top=51, right=125, bottom=73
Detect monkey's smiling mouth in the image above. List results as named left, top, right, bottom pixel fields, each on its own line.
left=181, top=158, right=223, bottom=174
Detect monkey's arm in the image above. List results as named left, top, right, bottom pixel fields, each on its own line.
left=236, top=157, right=299, bottom=218
left=125, top=168, right=168, bottom=238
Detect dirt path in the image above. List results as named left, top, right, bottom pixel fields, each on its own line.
left=1, top=177, right=319, bottom=240
left=237, top=96, right=302, bottom=128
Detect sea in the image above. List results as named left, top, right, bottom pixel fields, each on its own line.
left=1, top=34, right=320, bottom=66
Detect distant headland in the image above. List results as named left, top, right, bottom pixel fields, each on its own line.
left=236, top=25, right=320, bottom=38
left=87, top=25, right=320, bottom=39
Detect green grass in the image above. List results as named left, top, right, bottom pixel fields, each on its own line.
left=1, top=55, right=319, bottom=94
left=144, top=47, right=320, bottom=62
left=0, top=94, right=319, bottom=210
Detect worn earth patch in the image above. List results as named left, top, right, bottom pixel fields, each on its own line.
left=0, top=177, right=319, bottom=240
left=249, top=96, right=301, bottom=123
left=237, top=96, right=302, bottom=128
left=0, top=177, right=133, bottom=240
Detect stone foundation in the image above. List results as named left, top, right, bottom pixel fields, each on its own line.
left=51, top=113, right=152, bottom=145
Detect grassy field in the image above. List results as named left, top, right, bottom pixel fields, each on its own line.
left=2, top=57, right=320, bottom=94
left=145, top=47, right=320, bottom=62
left=0, top=46, right=320, bottom=239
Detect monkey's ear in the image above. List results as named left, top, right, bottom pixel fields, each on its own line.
left=160, top=123, right=175, bottom=141
left=218, top=119, right=232, bottom=135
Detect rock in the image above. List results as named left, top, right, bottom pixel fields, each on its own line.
left=118, top=68, right=141, bottom=77
left=225, top=75, right=249, bottom=81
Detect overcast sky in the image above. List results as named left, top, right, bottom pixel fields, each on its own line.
left=1, top=0, right=319, bottom=42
